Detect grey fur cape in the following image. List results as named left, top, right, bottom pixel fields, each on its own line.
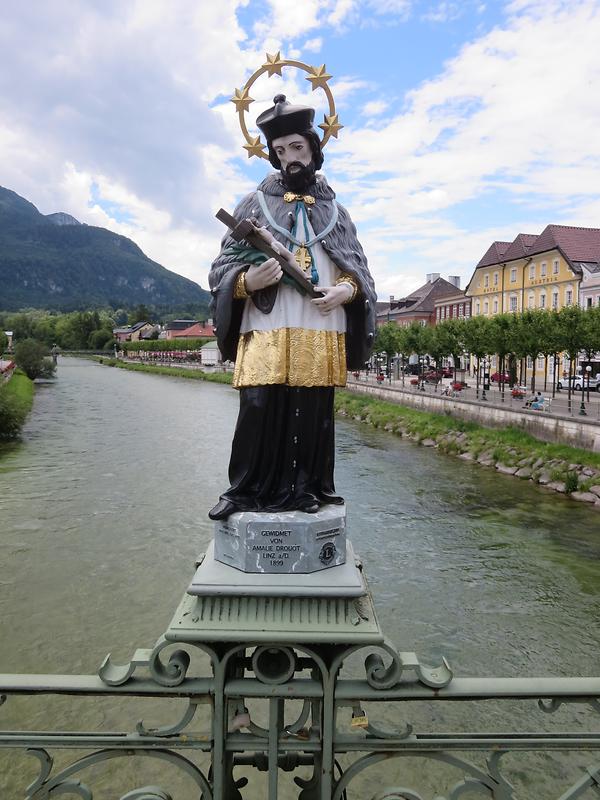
left=209, top=172, right=377, bottom=370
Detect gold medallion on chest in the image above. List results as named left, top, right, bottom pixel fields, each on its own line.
left=294, top=245, right=312, bottom=273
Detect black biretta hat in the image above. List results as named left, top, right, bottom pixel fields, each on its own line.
left=256, top=94, right=315, bottom=142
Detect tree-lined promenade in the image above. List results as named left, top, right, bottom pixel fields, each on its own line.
left=375, top=305, right=600, bottom=394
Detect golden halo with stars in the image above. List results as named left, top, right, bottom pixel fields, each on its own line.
left=231, top=52, right=344, bottom=160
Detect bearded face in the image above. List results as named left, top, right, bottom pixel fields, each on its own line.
left=271, top=133, right=317, bottom=192
left=282, top=160, right=316, bottom=193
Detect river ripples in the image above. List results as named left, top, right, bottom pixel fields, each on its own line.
left=1, top=358, right=599, bottom=799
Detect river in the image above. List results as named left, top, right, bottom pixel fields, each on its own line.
left=1, top=358, right=599, bottom=799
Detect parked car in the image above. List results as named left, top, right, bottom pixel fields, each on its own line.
left=490, top=371, right=511, bottom=383
left=557, top=375, right=600, bottom=391
left=423, top=367, right=453, bottom=382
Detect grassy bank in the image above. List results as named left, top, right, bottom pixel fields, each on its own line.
left=335, top=390, right=600, bottom=503
left=92, top=356, right=233, bottom=385
left=0, top=370, right=34, bottom=439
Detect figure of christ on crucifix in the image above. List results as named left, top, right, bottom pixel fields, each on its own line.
left=208, top=94, right=377, bottom=521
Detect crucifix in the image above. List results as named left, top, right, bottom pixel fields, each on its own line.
left=294, top=245, right=312, bottom=274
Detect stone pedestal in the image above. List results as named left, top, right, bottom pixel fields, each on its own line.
left=188, top=539, right=365, bottom=598
left=213, top=505, right=346, bottom=574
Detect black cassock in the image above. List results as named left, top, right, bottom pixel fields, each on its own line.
left=220, top=385, right=335, bottom=512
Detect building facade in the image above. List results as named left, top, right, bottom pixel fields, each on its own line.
left=378, top=274, right=464, bottom=327
left=467, top=226, right=600, bottom=318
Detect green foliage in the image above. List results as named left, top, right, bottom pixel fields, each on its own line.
left=374, top=322, right=401, bottom=356
left=0, top=330, right=7, bottom=353
left=123, top=338, right=209, bottom=353
left=14, top=339, right=56, bottom=380
left=0, top=370, right=34, bottom=438
left=334, top=390, right=600, bottom=470
left=93, top=357, right=233, bottom=384
left=564, top=471, right=579, bottom=494
left=128, top=304, right=153, bottom=325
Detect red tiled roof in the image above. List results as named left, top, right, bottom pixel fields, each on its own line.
left=530, top=224, right=600, bottom=264
left=171, top=322, right=216, bottom=338
left=501, top=233, right=538, bottom=263
left=476, top=240, right=512, bottom=268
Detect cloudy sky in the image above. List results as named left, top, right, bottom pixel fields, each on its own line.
left=2, top=0, right=600, bottom=299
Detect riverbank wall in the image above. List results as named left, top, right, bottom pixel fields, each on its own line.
left=347, top=380, right=600, bottom=453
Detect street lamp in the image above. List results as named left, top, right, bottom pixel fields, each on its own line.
left=579, top=367, right=588, bottom=416
left=481, top=357, right=490, bottom=401
left=419, top=356, right=426, bottom=390
left=586, top=364, right=592, bottom=403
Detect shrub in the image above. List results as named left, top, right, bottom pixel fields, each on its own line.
left=564, top=471, right=579, bottom=494
left=0, top=371, right=34, bottom=439
left=14, top=339, right=56, bottom=380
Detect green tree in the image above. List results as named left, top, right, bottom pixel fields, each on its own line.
left=0, top=330, right=8, bottom=353
left=374, top=322, right=401, bottom=374
left=462, top=316, right=492, bottom=395
left=487, top=314, right=514, bottom=392
left=129, top=304, right=152, bottom=325
left=556, top=305, right=587, bottom=400
left=14, top=339, right=56, bottom=380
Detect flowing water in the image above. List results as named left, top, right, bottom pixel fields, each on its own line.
left=1, top=359, right=599, bottom=799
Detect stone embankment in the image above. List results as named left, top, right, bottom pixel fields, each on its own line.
left=336, top=400, right=600, bottom=512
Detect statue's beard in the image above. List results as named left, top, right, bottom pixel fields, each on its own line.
left=282, top=160, right=316, bottom=193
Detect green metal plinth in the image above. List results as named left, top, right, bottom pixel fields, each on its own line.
left=164, top=589, right=384, bottom=645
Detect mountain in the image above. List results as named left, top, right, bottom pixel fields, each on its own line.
left=0, top=186, right=211, bottom=312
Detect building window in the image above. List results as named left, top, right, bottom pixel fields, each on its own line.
left=553, top=259, right=559, bottom=274
left=552, top=292, right=558, bottom=309
left=529, top=263, right=535, bottom=280
left=476, top=301, right=480, bottom=315
left=540, top=293, right=546, bottom=308
left=510, top=268, right=517, bottom=282
left=537, top=356, right=544, bottom=369
left=453, top=304, right=457, bottom=317
left=484, top=274, right=489, bottom=288
left=420, top=320, right=426, bottom=327
left=436, top=308, right=441, bottom=320
left=541, top=262, right=547, bottom=277
left=493, top=299, right=498, bottom=313
left=484, top=301, right=489, bottom=315
left=527, top=356, right=533, bottom=368
left=458, top=303, right=464, bottom=317
left=566, top=289, right=573, bottom=305
left=494, top=271, right=499, bottom=286
left=587, top=297, right=593, bottom=308
left=528, top=293, right=534, bottom=309
left=510, top=295, right=517, bottom=312
left=465, top=305, right=471, bottom=317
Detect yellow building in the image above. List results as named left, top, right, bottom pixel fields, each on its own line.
left=465, top=225, right=591, bottom=317
left=465, top=225, right=600, bottom=383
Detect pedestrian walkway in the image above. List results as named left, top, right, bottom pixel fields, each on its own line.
left=348, top=373, right=600, bottom=423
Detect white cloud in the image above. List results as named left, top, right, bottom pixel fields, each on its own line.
left=303, top=37, right=324, bottom=52
left=329, top=0, right=600, bottom=294
left=363, top=99, right=390, bottom=116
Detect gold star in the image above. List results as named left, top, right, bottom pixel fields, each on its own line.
left=305, top=64, right=332, bottom=91
left=262, top=51, right=285, bottom=77
left=230, top=87, right=254, bottom=113
left=243, top=136, right=267, bottom=159
left=319, top=114, right=344, bottom=139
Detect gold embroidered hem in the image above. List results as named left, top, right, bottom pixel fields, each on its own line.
left=336, top=274, right=358, bottom=303
left=233, top=328, right=347, bottom=388
left=233, top=271, right=249, bottom=299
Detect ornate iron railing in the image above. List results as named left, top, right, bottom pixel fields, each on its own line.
left=2, top=607, right=600, bottom=800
